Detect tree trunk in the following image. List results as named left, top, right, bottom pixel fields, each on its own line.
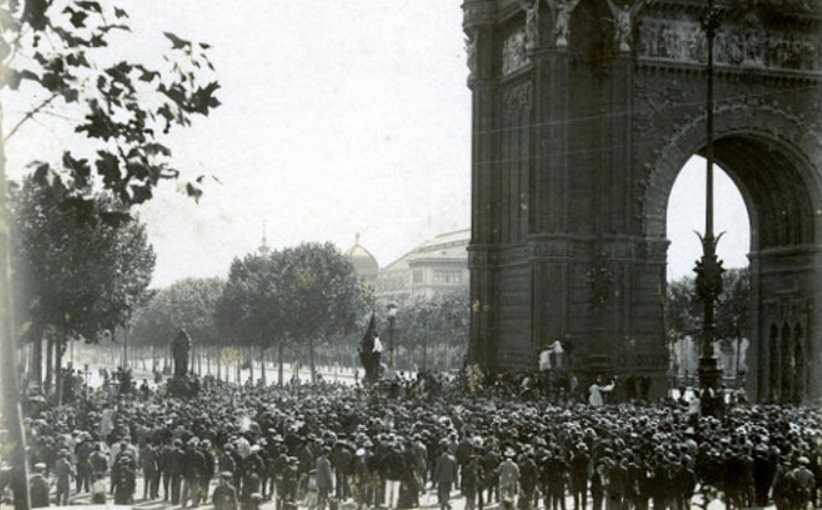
left=31, top=324, right=43, bottom=391
left=278, top=343, right=284, bottom=386
left=216, top=349, right=221, bottom=380
left=56, top=337, right=65, bottom=406
left=260, top=345, right=266, bottom=384
left=152, top=344, right=157, bottom=373
left=45, top=335, right=54, bottom=394
left=0, top=100, right=32, bottom=510
left=235, top=355, right=240, bottom=384
left=309, top=337, right=316, bottom=383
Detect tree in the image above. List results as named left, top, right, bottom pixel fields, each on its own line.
left=10, top=175, right=155, bottom=400
left=216, top=251, right=286, bottom=384
left=278, top=243, right=372, bottom=382
left=130, top=277, right=224, bottom=372
left=216, top=243, right=371, bottom=384
left=716, top=267, right=751, bottom=376
left=1, top=2, right=219, bottom=506
left=396, top=292, right=469, bottom=373
left=667, top=276, right=699, bottom=340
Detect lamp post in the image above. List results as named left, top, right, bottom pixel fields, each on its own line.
left=387, top=302, right=398, bottom=370
left=695, top=0, right=724, bottom=390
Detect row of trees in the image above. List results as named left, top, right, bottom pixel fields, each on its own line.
left=129, top=264, right=472, bottom=382
left=10, top=176, right=155, bottom=401
left=666, top=267, right=751, bottom=373
left=129, top=243, right=374, bottom=384
left=2, top=1, right=222, bottom=506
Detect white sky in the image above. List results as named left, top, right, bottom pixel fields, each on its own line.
left=3, top=1, right=749, bottom=288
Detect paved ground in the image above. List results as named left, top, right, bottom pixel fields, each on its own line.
left=45, top=476, right=780, bottom=510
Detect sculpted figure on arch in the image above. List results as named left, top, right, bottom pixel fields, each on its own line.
left=606, top=0, right=649, bottom=52
left=518, top=0, right=540, bottom=49
left=546, top=0, right=583, bottom=48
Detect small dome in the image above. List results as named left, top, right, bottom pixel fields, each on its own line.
left=345, top=233, right=378, bottom=279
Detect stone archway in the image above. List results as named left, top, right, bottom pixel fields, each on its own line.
left=463, top=0, right=822, bottom=401
left=643, top=106, right=822, bottom=402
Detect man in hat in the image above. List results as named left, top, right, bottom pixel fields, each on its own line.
left=790, top=456, right=816, bottom=509
left=54, top=449, right=75, bottom=506
left=74, top=433, right=93, bottom=494
left=462, top=452, right=482, bottom=510
left=168, top=438, right=186, bottom=504
left=182, top=438, right=207, bottom=508
left=518, top=449, right=538, bottom=510
left=29, top=463, right=51, bottom=508
left=213, top=472, right=239, bottom=510
left=331, top=439, right=353, bottom=501
left=316, top=446, right=334, bottom=510
left=434, top=440, right=458, bottom=510
left=140, top=440, right=159, bottom=500
left=498, top=448, right=520, bottom=510
left=541, top=447, right=568, bottom=510
left=570, top=443, right=590, bottom=510
left=384, top=438, right=406, bottom=509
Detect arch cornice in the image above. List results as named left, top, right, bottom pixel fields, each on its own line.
left=640, top=100, right=822, bottom=242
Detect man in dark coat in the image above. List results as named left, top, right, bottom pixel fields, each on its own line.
left=140, top=442, right=159, bottom=500
left=29, top=463, right=51, bottom=508
left=182, top=439, right=207, bottom=508
left=570, top=443, right=590, bottom=510
left=316, top=447, right=334, bottom=510
left=434, top=441, right=458, bottom=510
left=74, top=434, right=93, bottom=494
left=518, top=451, right=538, bottom=510
left=331, top=440, right=353, bottom=500
left=542, top=448, right=568, bottom=510
left=168, top=439, right=186, bottom=504
left=213, top=472, right=239, bottom=510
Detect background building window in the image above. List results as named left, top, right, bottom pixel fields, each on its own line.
left=433, top=270, right=461, bottom=284
left=413, top=270, right=424, bottom=283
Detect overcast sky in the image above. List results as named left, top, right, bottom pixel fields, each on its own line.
left=4, top=0, right=749, bottom=288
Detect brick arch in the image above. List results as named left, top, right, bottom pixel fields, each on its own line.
left=642, top=104, right=822, bottom=250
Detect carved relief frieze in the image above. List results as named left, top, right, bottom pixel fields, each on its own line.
left=502, top=29, right=531, bottom=76
left=637, top=17, right=822, bottom=73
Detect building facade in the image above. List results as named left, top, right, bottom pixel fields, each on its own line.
left=345, top=230, right=470, bottom=305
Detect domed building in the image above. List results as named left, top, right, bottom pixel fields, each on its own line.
left=345, top=233, right=379, bottom=285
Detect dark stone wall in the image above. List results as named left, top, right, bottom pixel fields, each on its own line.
left=463, top=0, right=822, bottom=401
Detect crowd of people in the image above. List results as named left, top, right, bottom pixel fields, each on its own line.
left=4, top=370, right=821, bottom=510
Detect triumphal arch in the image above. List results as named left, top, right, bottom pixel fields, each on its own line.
left=463, top=0, right=822, bottom=401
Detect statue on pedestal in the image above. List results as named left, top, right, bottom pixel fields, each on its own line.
left=606, top=0, right=648, bottom=52
left=519, top=0, right=540, bottom=50
left=546, top=0, right=582, bottom=48
left=172, top=329, right=191, bottom=378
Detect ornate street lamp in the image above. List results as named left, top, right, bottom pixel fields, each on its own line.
left=387, top=302, right=398, bottom=370
left=695, top=0, right=725, bottom=390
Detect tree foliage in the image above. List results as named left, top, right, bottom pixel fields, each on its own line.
left=215, top=243, right=372, bottom=376
left=666, top=267, right=751, bottom=346
left=130, top=277, right=224, bottom=348
left=1, top=0, right=221, bottom=215
left=395, top=291, right=469, bottom=371
left=666, top=276, right=699, bottom=341
left=10, top=175, right=155, bottom=343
